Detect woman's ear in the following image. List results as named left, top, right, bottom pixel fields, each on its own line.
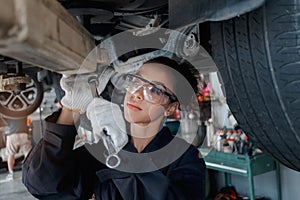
left=164, top=102, right=179, bottom=117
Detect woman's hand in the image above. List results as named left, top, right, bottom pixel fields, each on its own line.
left=60, top=66, right=115, bottom=114
left=60, top=73, right=98, bottom=114
left=86, top=98, right=128, bottom=153
left=57, top=66, right=115, bottom=125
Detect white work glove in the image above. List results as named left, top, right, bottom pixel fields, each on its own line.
left=60, top=66, right=114, bottom=114
left=86, top=97, right=128, bottom=154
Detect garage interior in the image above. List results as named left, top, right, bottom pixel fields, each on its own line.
left=0, top=0, right=299, bottom=199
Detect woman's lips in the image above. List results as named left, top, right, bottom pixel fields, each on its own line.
left=127, top=103, right=142, bottom=111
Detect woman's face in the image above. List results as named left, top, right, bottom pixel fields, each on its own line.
left=123, top=62, right=178, bottom=126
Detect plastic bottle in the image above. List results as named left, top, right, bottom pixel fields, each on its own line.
left=226, top=130, right=232, bottom=140
left=214, top=130, right=223, bottom=152
left=231, top=130, right=238, bottom=153
left=242, top=136, right=249, bottom=155
left=226, top=130, right=235, bottom=149
left=236, top=130, right=243, bottom=154
left=232, top=130, right=238, bottom=138
left=239, top=139, right=244, bottom=154
left=216, top=134, right=222, bottom=152
left=223, top=140, right=232, bottom=153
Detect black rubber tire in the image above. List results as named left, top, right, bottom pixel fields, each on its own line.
left=0, top=74, right=43, bottom=118
left=210, top=0, right=300, bottom=171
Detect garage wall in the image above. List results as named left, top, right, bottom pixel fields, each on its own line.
left=279, top=165, right=300, bottom=200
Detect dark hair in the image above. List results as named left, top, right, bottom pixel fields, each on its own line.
left=145, top=56, right=201, bottom=106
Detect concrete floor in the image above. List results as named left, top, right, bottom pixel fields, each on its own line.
left=0, top=169, right=36, bottom=200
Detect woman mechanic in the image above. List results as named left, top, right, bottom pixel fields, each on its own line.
left=22, top=56, right=206, bottom=199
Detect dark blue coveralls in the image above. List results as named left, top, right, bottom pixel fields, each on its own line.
left=22, top=111, right=206, bottom=200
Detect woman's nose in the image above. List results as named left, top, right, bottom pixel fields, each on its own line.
left=131, top=87, right=144, bottom=101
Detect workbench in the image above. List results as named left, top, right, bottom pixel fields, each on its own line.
left=200, top=148, right=281, bottom=200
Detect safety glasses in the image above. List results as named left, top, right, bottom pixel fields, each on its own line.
left=124, top=74, right=178, bottom=104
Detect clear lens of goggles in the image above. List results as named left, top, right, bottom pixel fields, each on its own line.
left=124, top=74, right=177, bottom=104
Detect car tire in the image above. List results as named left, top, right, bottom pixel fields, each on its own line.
left=210, top=0, right=300, bottom=171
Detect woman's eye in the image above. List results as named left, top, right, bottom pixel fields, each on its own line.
left=149, top=87, right=162, bottom=96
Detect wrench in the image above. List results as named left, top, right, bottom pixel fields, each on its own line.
left=88, top=77, right=121, bottom=169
